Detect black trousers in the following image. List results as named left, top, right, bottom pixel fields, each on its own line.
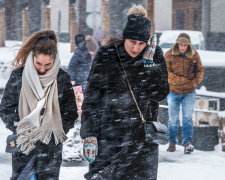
left=11, top=141, right=62, bottom=180
left=115, top=143, right=159, bottom=180
left=86, top=142, right=159, bottom=180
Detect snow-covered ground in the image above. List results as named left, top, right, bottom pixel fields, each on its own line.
left=158, top=144, right=225, bottom=180
left=1, top=120, right=225, bottom=180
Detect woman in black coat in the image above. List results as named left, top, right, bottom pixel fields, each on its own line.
left=80, top=5, right=169, bottom=180
left=0, top=30, right=77, bottom=180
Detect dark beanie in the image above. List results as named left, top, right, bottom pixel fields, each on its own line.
left=123, top=14, right=151, bottom=43
left=75, top=34, right=85, bottom=46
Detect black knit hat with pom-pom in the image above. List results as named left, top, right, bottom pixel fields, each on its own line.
left=123, top=14, right=151, bottom=43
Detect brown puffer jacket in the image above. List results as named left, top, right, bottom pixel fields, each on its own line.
left=165, top=47, right=204, bottom=94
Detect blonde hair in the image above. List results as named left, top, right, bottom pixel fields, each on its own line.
left=127, top=4, right=147, bottom=17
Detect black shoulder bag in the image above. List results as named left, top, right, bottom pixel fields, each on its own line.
left=5, top=134, right=19, bottom=153
left=188, top=61, right=198, bottom=80
left=115, top=47, right=168, bottom=145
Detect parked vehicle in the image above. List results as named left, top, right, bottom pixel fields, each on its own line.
left=158, top=30, right=205, bottom=50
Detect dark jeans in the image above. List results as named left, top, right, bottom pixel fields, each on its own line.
left=11, top=141, right=62, bottom=180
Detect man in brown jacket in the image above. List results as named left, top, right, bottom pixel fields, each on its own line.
left=165, top=33, right=204, bottom=154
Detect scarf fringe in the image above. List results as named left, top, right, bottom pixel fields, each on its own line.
left=16, top=121, right=67, bottom=155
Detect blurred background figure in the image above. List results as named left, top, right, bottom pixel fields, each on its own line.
left=67, top=33, right=92, bottom=90
left=85, top=35, right=98, bottom=59
left=67, top=33, right=97, bottom=120
left=93, top=28, right=106, bottom=47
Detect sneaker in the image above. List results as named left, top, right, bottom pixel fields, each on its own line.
left=184, top=142, right=194, bottom=154
left=167, top=142, right=176, bottom=152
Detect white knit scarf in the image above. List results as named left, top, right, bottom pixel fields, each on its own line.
left=16, top=52, right=67, bottom=155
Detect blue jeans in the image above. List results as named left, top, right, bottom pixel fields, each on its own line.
left=167, top=91, right=196, bottom=146
left=30, top=174, right=37, bottom=180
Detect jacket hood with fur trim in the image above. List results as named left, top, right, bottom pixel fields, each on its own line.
left=172, top=37, right=195, bottom=58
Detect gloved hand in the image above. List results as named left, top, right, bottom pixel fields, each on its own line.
left=83, top=136, right=98, bottom=163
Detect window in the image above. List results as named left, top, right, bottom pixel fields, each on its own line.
left=208, top=100, right=217, bottom=110
left=176, top=10, right=184, bottom=30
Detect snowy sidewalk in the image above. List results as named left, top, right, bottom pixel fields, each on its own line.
left=158, top=144, right=225, bottom=180
left=1, top=120, right=225, bottom=180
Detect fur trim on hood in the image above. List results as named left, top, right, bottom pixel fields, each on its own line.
left=172, top=36, right=195, bottom=58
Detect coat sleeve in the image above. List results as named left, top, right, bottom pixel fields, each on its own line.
left=67, top=53, right=79, bottom=81
left=165, top=51, right=172, bottom=75
left=60, top=72, right=78, bottom=134
left=80, top=48, right=106, bottom=139
left=192, top=50, right=204, bottom=86
left=147, top=46, right=170, bottom=102
left=0, top=70, right=20, bottom=133
left=164, top=50, right=181, bottom=84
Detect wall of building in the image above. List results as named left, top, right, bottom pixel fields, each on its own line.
left=172, top=0, right=202, bottom=30
left=200, top=66, right=225, bottom=94
left=210, top=0, right=225, bottom=33
left=50, top=0, right=69, bottom=42
left=203, top=0, right=225, bottom=51
left=201, top=0, right=210, bottom=37
left=4, top=0, right=42, bottom=40
left=78, top=0, right=173, bottom=38
left=109, top=0, right=146, bottom=37
left=78, top=0, right=101, bottom=36
left=155, top=0, right=172, bottom=32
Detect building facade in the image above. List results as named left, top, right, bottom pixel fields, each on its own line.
left=1, top=0, right=225, bottom=50
left=2, top=0, right=42, bottom=40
